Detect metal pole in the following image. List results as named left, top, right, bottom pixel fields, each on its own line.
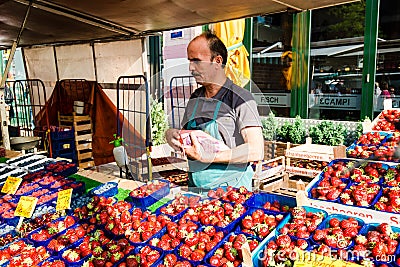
left=0, top=1, right=32, bottom=150
left=361, top=0, right=380, bottom=119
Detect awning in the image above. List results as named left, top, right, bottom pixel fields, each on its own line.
left=0, top=0, right=359, bottom=48
left=253, top=44, right=364, bottom=58
left=336, top=46, right=400, bottom=57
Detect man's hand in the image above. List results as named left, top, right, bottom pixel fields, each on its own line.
left=165, top=128, right=182, bottom=151
left=184, top=131, right=215, bottom=163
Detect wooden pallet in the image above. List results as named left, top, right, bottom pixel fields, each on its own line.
left=58, top=112, right=95, bottom=169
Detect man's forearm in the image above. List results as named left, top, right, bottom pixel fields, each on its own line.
left=213, top=143, right=263, bottom=164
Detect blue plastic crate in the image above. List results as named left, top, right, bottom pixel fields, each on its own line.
left=89, top=182, right=118, bottom=198
left=352, top=132, right=390, bottom=147
left=46, top=161, right=78, bottom=177
left=52, top=150, right=77, bottom=162
left=129, top=179, right=170, bottom=209
left=50, top=129, right=75, bottom=141
left=244, top=192, right=296, bottom=212
left=52, top=138, right=75, bottom=151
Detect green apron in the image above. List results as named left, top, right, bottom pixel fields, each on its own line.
left=186, top=97, right=254, bottom=191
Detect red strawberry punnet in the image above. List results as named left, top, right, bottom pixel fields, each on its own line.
left=375, top=186, right=400, bottom=213
left=312, top=216, right=362, bottom=249
left=339, top=182, right=380, bottom=207
left=208, top=233, right=259, bottom=267
left=353, top=223, right=399, bottom=261
left=310, top=161, right=353, bottom=200
left=278, top=207, right=325, bottom=239
left=239, top=209, right=284, bottom=239
left=261, top=234, right=308, bottom=267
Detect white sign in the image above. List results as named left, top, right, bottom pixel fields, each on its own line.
left=253, top=93, right=291, bottom=107
left=374, top=96, right=400, bottom=111
left=309, top=94, right=361, bottom=110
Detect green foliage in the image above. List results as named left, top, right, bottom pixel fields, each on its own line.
left=277, top=116, right=306, bottom=144
left=328, top=0, right=366, bottom=39
left=151, top=100, right=169, bottom=146
left=261, top=112, right=277, bottom=141
left=309, top=121, right=346, bottom=146
left=344, top=116, right=370, bottom=146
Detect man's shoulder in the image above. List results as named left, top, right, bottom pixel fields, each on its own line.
left=190, top=86, right=205, bottom=99
left=224, top=80, right=255, bottom=104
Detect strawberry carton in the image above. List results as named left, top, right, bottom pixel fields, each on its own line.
left=205, top=232, right=260, bottom=267
left=235, top=207, right=285, bottom=241
left=180, top=130, right=229, bottom=153
left=275, top=206, right=327, bottom=240
left=60, top=236, right=92, bottom=266
left=371, top=109, right=400, bottom=132
left=176, top=225, right=225, bottom=264
left=339, top=182, right=382, bottom=208
left=155, top=193, right=202, bottom=221
left=129, top=179, right=170, bottom=209
left=383, top=166, right=400, bottom=187
left=149, top=219, right=199, bottom=253
left=311, top=214, right=364, bottom=250
left=115, top=245, right=163, bottom=267
left=375, top=186, right=400, bottom=214
left=244, top=192, right=295, bottom=213
left=158, top=254, right=212, bottom=267
left=28, top=215, right=77, bottom=246
left=253, top=233, right=309, bottom=267
left=354, top=223, right=400, bottom=263
left=39, top=257, right=67, bottom=267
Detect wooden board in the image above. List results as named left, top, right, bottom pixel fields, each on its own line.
left=76, top=134, right=93, bottom=142
left=5, top=150, right=23, bottom=159
left=76, top=143, right=92, bottom=150
left=77, top=151, right=93, bottom=160
left=286, top=143, right=346, bottom=162
left=79, top=160, right=95, bottom=169
left=75, top=124, right=92, bottom=131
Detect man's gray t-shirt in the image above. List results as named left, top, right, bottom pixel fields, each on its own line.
left=181, top=78, right=262, bottom=149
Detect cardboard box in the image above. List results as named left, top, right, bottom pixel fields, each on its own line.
left=179, top=130, right=229, bottom=153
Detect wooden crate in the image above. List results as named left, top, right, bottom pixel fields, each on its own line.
left=254, top=156, right=285, bottom=180
left=264, top=141, right=300, bottom=160
left=59, top=112, right=95, bottom=169
left=259, top=173, right=308, bottom=197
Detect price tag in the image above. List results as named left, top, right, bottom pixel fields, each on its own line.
left=63, top=144, right=70, bottom=149
left=1, top=176, right=22, bottom=195
left=56, top=189, right=73, bottom=211
left=240, top=240, right=252, bottom=267
left=292, top=249, right=362, bottom=267
left=15, top=196, right=38, bottom=218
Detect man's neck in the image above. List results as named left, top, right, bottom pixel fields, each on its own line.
left=204, top=76, right=227, bottom=98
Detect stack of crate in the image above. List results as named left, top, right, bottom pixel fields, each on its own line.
left=50, top=128, right=77, bottom=162
left=58, top=112, right=95, bottom=169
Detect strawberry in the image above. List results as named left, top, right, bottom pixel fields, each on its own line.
left=276, top=234, right=291, bottom=248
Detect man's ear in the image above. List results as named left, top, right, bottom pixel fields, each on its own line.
left=214, top=55, right=223, bottom=65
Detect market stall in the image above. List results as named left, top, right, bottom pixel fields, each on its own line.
left=0, top=106, right=398, bottom=266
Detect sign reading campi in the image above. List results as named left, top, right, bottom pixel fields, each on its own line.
left=253, top=93, right=291, bottom=107
left=309, top=94, right=361, bottom=110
